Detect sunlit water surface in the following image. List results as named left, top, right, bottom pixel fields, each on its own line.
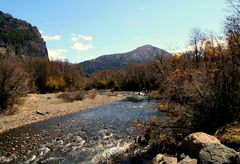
left=0, top=97, right=161, bottom=163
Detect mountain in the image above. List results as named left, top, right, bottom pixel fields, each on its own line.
left=80, top=45, right=170, bottom=75
left=0, top=11, right=48, bottom=58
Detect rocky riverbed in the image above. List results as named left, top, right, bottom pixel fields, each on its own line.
left=0, top=95, right=161, bottom=163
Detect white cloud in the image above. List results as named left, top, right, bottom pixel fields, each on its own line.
left=170, top=37, right=228, bottom=54
left=71, top=35, right=79, bottom=42
left=48, top=49, right=68, bottom=61
left=71, top=34, right=93, bottom=41
left=43, top=35, right=62, bottom=41
left=169, top=46, right=193, bottom=54
left=72, top=42, right=93, bottom=52
left=71, top=34, right=94, bottom=53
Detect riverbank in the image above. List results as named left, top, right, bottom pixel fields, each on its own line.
left=0, top=90, right=126, bottom=134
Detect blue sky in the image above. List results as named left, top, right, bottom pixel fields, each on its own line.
left=1, top=0, right=227, bottom=63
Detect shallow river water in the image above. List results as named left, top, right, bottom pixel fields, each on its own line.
left=0, top=96, right=161, bottom=163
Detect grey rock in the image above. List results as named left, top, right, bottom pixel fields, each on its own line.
left=199, top=144, right=240, bottom=164
left=178, top=155, right=197, bottom=164
left=179, top=153, right=186, bottom=160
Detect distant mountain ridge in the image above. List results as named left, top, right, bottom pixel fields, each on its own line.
left=0, top=11, right=48, bottom=58
left=80, top=45, right=170, bottom=75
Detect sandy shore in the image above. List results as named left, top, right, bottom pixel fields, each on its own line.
left=0, top=91, right=125, bottom=134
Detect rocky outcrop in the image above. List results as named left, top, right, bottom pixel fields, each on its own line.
left=152, top=154, right=177, bottom=164
left=180, top=132, right=221, bottom=157
left=199, top=144, right=239, bottom=164
left=0, top=11, right=48, bottom=58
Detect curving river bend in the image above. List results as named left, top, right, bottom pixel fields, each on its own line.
left=0, top=95, right=161, bottom=163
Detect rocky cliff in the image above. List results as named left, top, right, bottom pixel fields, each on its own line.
left=0, top=11, right=48, bottom=58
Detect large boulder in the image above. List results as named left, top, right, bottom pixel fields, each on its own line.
left=199, top=144, right=240, bottom=164
left=180, top=132, right=221, bottom=157
left=178, top=155, right=197, bottom=164
left=152, top=154, right=177, bottom=164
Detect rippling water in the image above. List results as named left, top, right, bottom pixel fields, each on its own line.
left=0, top=97, right=161, bottom=163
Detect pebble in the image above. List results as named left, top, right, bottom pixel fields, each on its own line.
left=56, top=138, right=64, bottom=144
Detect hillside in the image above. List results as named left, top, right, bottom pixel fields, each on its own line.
left=0, top=11, right=48, bottom=58
left=80, top=45, right=170, bottom=75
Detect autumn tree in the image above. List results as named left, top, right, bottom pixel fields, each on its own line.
left=25, top=57, right=84, bottom=93
left=25, top=57, right=50, bottom=93
left=63, top=62, right=83, bottom=90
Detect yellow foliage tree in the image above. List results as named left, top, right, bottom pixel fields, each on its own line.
left=46, top=76, right=66, bottom=92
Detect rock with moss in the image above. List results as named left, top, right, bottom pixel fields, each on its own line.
left=216, top=122, right=240, bottom=151
left=199, top=144, right=240, bottom=164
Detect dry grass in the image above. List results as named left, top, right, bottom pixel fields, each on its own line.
left=148, top=90, right=161, bottom=99
left=150, top=116, right=158, bottom=126
left=84, top=90, right=98, bottom=99
left=57, top=91, right=86, bottom=102
left=216, top=122, right=240, bottom=151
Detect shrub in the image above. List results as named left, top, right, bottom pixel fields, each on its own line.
left=57, top=91, right=85, bottom=102
left=0, top=57, right=28, bottom=113
left=46, top=76, right=66, bottom=92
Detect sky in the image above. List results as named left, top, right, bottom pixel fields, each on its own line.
left=0, top=0, right=227, bottom=63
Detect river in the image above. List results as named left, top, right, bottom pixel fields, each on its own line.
left=0, top=95, right=161, bottom=163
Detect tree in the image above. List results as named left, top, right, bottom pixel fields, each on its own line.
left=26, top=57, right=50, bottom=93
left=227, top=0, right=240, bottom=16
left=189, top=28, right=206, bottom=66
left=225, top=0, right=240, bottom=54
